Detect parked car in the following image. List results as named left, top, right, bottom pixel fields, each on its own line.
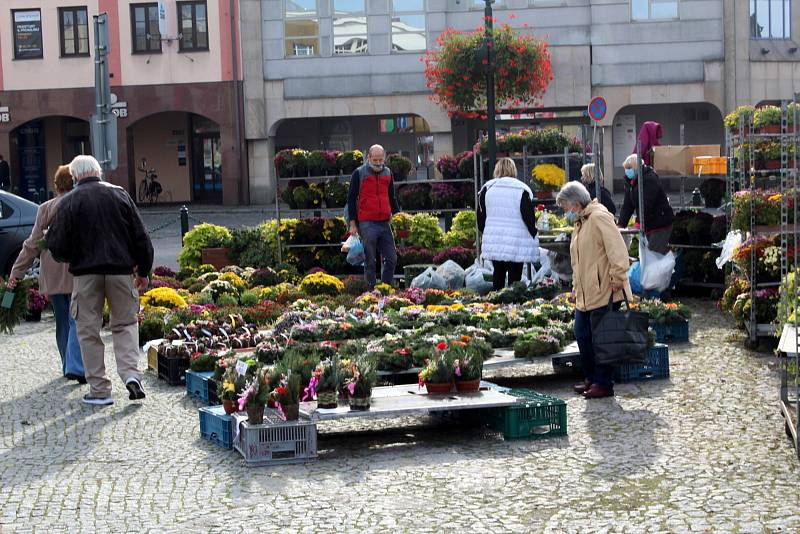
left=0, top=190, right=38, bottom=276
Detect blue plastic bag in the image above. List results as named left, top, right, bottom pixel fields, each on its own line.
left=346, top=237, right=365, bottom=266
left=628, top=261, right=642, bottom=295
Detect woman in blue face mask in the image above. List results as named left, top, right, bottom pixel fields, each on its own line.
left=617, top=153, right=674, bottom=255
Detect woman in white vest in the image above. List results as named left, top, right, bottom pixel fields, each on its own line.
left=477, top=158, right=539, bottom=291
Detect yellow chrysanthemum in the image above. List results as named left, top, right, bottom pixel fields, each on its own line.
left=531, top=164, right=566, bottom=190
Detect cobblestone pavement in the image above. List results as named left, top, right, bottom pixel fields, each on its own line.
left=1, top=299, right=800, bottom=533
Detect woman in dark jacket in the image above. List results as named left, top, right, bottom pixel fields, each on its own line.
left=617, top=154, right=674, bottom=255
left=580, top=163, right=616, bottom=215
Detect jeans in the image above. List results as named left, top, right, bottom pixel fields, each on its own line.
left=574, top=302, right=621, bottom=389
left=50, top=293, right=85, bottom=377
left=359, top=220, right=397, bottom=288
left=491, top=261, right=523, bottom=291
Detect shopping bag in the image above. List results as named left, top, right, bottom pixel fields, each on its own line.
left=411, top=267, right=447, bottom=290
left=590, top=293, right=650, bottom=367
left=341, top=234, right=358, bottom=253
left=639, top=236, right=675, bottom=292
left=465, top=260, right=493, bottom=294
left=716, top=230, right=743, bottom=269
left=345, top=237, right=365, bottom=266
left=628, top=262, right=642, bottom=295
left=437, top=260, right=466, bottom=289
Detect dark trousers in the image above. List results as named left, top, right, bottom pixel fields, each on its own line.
left=359, top=220, right=397, bottom=288
left=574, top=302, right=621, bottom=389
left=492, top=261, right=523, bottom=291
left=50, top=293, right=85, bottom=377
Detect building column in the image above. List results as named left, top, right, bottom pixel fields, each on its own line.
left=247, top=138, right=272, bottom=205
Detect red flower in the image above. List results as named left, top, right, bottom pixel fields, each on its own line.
left=536, top=204, right=545, bottom=211
left=436, top=342, right=448, bottom=351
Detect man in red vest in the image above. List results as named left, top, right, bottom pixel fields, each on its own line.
left=347, top=144, right=401, bottom=288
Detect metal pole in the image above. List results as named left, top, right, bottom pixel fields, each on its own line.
left=484, top=0, right=496, bottom=175
left=180, top=205, right=189, bottom=244
left=93, top=13, right=111, bottom=172
left=636, top=140, right=645, bottom=278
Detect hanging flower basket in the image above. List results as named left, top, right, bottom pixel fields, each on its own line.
left=423, top=24, right=552, bottom=117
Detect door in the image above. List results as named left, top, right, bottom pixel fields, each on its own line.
left=193, top=134, right=222, bottom=203
left=16, top=120, right=46, bottom=202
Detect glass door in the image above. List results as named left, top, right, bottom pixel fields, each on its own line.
left=193, top=134, right=222, bottom=203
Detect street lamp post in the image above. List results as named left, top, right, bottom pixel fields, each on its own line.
left=484, top=0, right=496, bottom=175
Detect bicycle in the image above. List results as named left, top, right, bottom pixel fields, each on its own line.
left=137, top=158, right=162, bottom=205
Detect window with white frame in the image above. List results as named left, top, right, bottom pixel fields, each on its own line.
left=472, top=0, right=504, bottom=9
left=631, top=0, right=678, bottom=21
left=392, top=0, right=426, bottom=52
left=750, top=0, right=791, bottom=39
left=529, top=0, right=564, bottom=6
left=333, top=0, right=367, bottom=55
left=285, top=0, right=319, bottom=57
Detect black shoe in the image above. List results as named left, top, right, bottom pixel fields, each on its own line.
left=65, top=373, right=87, bottom=385
left=125, top=378, right=146, bottom=400
left=82, top=394, right=113, bottom=406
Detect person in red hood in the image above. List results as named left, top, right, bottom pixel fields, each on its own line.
left=634, top=121, right=663, bottom=167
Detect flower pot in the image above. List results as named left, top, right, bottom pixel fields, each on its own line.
left=201, top=247, right=233, bottom=270
left=317, top=390, right=338, bottom=409
left=455, top=378, right=481, bottom=393
left=222, top=399, right=237, bottom=415
left=764, top=159, right=782, bottom=170
left=349, top=395, right=371, bottom=411
left=425, top=381, right=453, bottom=394
left=282, top=403, right=299, bottom=421
left=758, top=125, right=781, bottom=134
left=246, top=404, right=265, bottom=425
left=25, top=309, right=42, bottom=322
left=535, top=190, right=554, bottom=200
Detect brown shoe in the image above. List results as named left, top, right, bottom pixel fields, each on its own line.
left=583, top=384, right=614, bottom=399
left=573, top=379, right=592, bottom=394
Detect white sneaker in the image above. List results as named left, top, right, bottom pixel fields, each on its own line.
left=82, top=394, right=113, bottom=406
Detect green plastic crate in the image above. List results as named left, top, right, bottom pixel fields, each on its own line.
left=485, top=389, right=567, bottom=440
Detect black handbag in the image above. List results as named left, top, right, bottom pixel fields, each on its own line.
left=590, top=292, right=650, bottom=366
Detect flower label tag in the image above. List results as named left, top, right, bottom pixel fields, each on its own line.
left=235, top=361, right=248, bottom=376
left=1, top=291, right=14, bottom=310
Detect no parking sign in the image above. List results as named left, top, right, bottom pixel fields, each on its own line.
left=588, top=96, right=607, bottom=122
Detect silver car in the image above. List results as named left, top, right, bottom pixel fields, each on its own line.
left=0, top=190, right=38, bottom=275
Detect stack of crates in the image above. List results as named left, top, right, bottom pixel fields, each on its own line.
left=186, top=370, right=216, bottom=404
left=614, top=344, right=670, bottom=383
left=651, top=320, right=689, bottom=344
left=483, top=389, right=567, bottom=440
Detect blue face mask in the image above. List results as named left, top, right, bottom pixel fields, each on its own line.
left=625, top=168, right=636, bottom=180
left=565, top=211, right=578, bottom=224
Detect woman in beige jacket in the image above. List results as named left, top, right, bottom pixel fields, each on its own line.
left=8, top=166, right=85, bottom=383
left=557, top=181, right=631, bottom=399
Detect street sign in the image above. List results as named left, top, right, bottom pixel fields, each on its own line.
left=588, top=96, right=607, bottom=122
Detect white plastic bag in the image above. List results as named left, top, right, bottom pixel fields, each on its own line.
left=716, top=230, right=743, bottom=269
left=465, top=260, right=493, bottom=294
left=411, top=267, right=447, bottom=290
left=436, top=260, right=466, bottom=289
left=530, top=247, right=552, bottom=284
left=639, top=236, right=675, bottom=292
left=341, top=234, right=358, bottom=253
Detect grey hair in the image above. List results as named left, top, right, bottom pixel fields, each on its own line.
left=69, top=155, right=103, bottom=180
left=556, top=181, right=592, bottom=208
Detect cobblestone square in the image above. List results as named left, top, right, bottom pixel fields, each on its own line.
left=1, top=299, right=799, bottom=533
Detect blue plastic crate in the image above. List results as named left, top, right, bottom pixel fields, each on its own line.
left=614, top=344, right=670, bottom=383
left=651, top=320, right=689, bottom=343
left=186, top=370, right=214, bottom=403
left=199, top=405, right=233, bottom=449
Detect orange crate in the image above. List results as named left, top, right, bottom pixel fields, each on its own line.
left=693, top=156, right=726, bottom=175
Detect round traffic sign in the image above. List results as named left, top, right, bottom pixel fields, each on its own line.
left=588, top=96, right=607, bottom=122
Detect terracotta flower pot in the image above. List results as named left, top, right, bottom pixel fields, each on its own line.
left=200, top=247, right=233, bottom=270
left=349, top=396, right=371, bottom=411
left=455, top=379, right=481, bottom=393
left=317, top=390, right=338, bottom=409
left=535, top=190, right=554, bottom=200
left=425, top=381, right=454, bottom=394
left=222, top=399, right=237, bottom=415
left=282, top=403, right=299, bottom=421
left=246, top=404, right=265, bottom=425
left=758, top=124, right=781, bottom=134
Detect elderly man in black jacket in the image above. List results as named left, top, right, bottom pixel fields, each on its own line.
left=48, top=155, right=153, bottom=406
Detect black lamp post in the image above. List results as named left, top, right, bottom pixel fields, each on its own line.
left=484, top=0, right=497, bottom=175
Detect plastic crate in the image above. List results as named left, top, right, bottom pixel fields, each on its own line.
left=199, top=405, right=234, bottom=449
left=552, top=354, right=583, bottom=376
left=157, top=353, right=190, bottom=386
left=186, top=370, right=214, bottom=403
left=614, top=344, right=670, bottom=383
left=693, top=156, right=726, bottom=175
left=234, top=410, right=317, bottom=466
left=207, top=376, right=220, bottom=406
left=651, top=320, right=689, bottom=344
left=484, top=389, right=567, bottom=440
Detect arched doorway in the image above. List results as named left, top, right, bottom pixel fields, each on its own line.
left=10, top=116, right=91, bottom=202
left=127, top=112, right=222, bottom=204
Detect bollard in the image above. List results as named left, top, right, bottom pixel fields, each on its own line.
left=180, top=205, right=189, bottom=245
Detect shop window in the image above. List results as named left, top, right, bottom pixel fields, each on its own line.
left=12, top=9, right=43, bottom=60
left=392, top=1, right=425, bottom=53
left=285, top=0, right=320, bottom=57
left=333, top=0, right=367, bottom=55
left=178, top=1, right=209, bottom=51
left=631, top=0, right=679, bottom=21
left=750, top=0, right=791, bottom=39
left=59, top=7, right=90, bottom=57
left=131, top=3, right=162, bottom=53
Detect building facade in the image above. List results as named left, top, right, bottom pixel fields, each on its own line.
left=0, top=0, right=245, bottom=205
left=242, top=0, right=800, bottom=202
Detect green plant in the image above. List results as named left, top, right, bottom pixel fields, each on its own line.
left=344, top=356, right=377, bottom=397
left=0, top=278, right=33, bottom=334
left=317, top=358, right=342, bottom=393
left=754, top=105, right=781, bottom=128
left=240, top=289, right=262, bottom=307
left=699, top=178, right=726, bottom=208
left=299, top=272, right=344, bottom=296
left=201, top=280, right=238, bottom=302
left=444, top=210, right=477, bottom=247
left=216, top=294, right=239, bottom=307
left=338, top=150, right=364, bottom=174
left=418, top=347, right=454, bottom=384
left=724, top=105, right=755, bottom=130
left=138, top=310, right=166, bottom=344
left=229, top=227, right=277, bottom=269
left=387, top=153, right=412, bottom=178
left=513, top=330, right=561, bottom=358
left=456, top=151, right=475, bottom=178
left=178, top=223, right=232, bottom=270
left=217, top=367, right=244, bottom=401
left=324, top=179, right=349, bottom=208
left=408, top=213, right=445, bottom=249
left=190, top=352, right=217, bottom=372
left=451, top=337, right=485, bottom=381
left=293, top=186, right=312, bottom=208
